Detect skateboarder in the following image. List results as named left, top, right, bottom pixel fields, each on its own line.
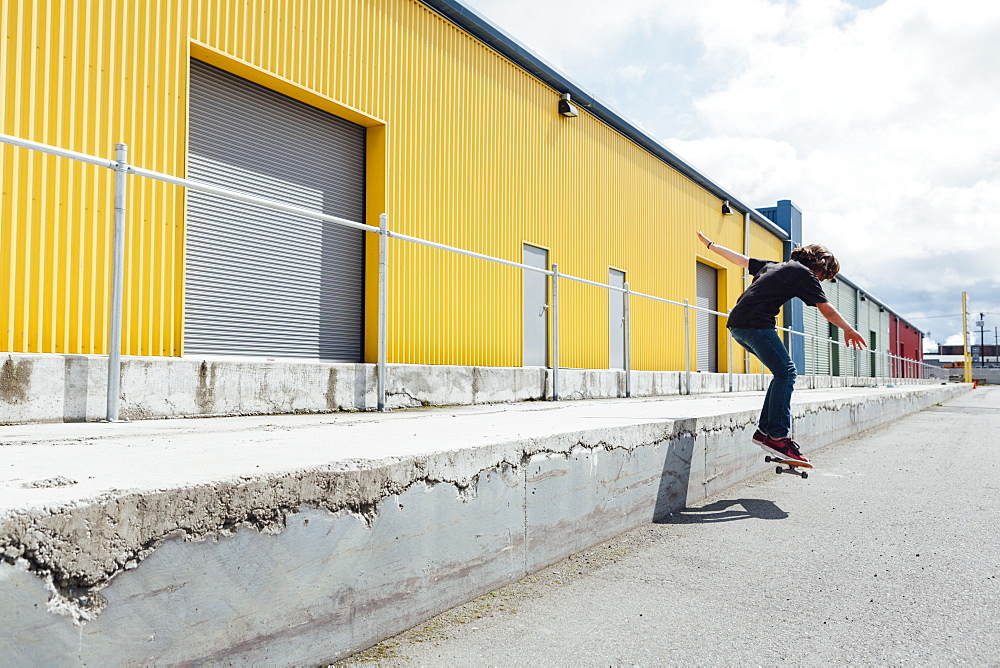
left=697, top=231, right=867, bottom=463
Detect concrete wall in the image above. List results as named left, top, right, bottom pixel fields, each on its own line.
left=0, top=383, right=969, bottom=665
left=964, top=369, right=1000, bottom=384
left=924, top=365, right=1000, bottom=384
left=0, top=352, right=940, bottom=424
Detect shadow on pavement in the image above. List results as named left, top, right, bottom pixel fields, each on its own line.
left=656, top=498, right=789, bottom=524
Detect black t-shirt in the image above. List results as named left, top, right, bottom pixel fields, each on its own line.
left=727, top=258, right=828, bottom=330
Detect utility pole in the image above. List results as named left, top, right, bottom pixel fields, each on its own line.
left=962, top=293, right=972, bottom=383
left=979, top=313, right=986, bottom=369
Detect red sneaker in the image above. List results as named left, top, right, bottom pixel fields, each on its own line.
left=752, top=429, right=770, bottom=447
left=759, top=435, right=809, bottom=463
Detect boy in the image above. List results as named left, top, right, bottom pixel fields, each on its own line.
left=697, top=231, right=867, bottom=463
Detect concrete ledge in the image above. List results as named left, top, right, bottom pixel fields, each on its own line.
left=1, top=352, right=939, bottom=424
left=0, top=383, right=969, bottom=664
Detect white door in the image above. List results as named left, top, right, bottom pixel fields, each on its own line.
left=609, top=269, right=626, bottom=369
left=522, top=245, right=549, bottom=366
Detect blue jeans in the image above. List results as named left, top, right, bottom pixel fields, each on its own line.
left=729, top=328, right=797, bottom=439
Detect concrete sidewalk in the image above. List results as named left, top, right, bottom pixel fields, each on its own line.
left=0, top=384, right=954, bottom=512
left=0, top=383, right=969, bottom=665
left=350, top=387, right=1000, bottom=665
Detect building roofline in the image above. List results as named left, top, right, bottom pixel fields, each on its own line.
left=419, top=0, right=789, bottom=242
left=419, top=1, right=934, bottom=336
left=830, top=274, right=924, bottom=336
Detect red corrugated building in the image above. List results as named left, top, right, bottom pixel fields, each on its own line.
left=890, top=314, right=924, bottom=378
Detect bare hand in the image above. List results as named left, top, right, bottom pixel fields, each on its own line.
left=696, top=231, right=712, bottom=248
left=844, top=329, right=868, bottom=350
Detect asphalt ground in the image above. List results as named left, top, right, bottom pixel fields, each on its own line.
left=339, top=386, right=999, bottom=666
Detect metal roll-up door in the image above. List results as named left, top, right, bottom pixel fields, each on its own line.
left=696, top=262, right=718, bottom=373
left=185, top=60, right=366, bottom=360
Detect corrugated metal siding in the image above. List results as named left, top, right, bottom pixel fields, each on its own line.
left=856, top=296, right=890, bottom=377
left=803, top=306, right=828, bottom=375
left=833, top=281, right=858, bottom=376
left=1, top=0, right=186, bottom=355
left=876, top=308, right=890, bottom=376
left=3, top=0, right=789, bottom=368
left=190, top=0, right=787, bottom=370
left=892, top=317, right=923, bottom=377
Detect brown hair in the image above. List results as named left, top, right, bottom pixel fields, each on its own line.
left=791, top=244, right=840, bottom=280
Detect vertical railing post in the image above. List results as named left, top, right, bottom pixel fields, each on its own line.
left=377, top=213, right=388, bottom=412
left=551, top=263, right=560, bottom=401
left=105, top=142, right=128, bottom=422
left=684, top=299, right=691, bottom=395
left=828, top=337, right=833, bottom=378
left=727, top=328, right=733, bottom=392
left=855, top=334, right=861, bottom=379
left=624, top=281, right=632, bottom=398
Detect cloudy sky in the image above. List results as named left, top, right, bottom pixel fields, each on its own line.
left=461, top=0, right=1000, bottom=352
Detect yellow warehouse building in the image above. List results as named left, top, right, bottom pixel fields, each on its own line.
left=1, top=0, right=789, bottom=378
left=19, top=0, right=939, bottom=426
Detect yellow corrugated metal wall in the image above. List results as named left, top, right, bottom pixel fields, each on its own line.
left=2, top=0, right=784, bottom=369
left=1, top=0, right=186, bottom=356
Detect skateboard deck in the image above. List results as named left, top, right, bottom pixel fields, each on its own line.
left=764, top=455, right=812, bottom=479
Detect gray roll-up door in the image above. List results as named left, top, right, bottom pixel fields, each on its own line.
left=185, top=60, right=366, bottom=360
left=696, top=262, right=718, bottom=373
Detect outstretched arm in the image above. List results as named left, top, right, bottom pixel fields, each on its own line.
left=816, top=302, right=868, bottom=350
left=697, top=231, right=749, bottom=269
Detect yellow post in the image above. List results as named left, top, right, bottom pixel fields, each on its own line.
left=962, top=292, right=973, bottom=384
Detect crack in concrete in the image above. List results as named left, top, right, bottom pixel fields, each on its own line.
left=1, top=422, right=690, bottom=625
left=0, top=386, right=966, bottom=630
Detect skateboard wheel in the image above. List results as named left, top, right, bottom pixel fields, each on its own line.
left=775, top=466, right=783, bottom=475
left=765, top=456, right=773, bottom=463
left=801, top=471, right=808, bottom=479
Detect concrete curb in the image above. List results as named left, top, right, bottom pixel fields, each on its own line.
left=0, top=384, right=970, bottom=664
left=1, top=352, right=934, bottom=424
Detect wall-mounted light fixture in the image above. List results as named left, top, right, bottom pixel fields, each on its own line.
left=860, top=294, right=867, bottom=301
left=721, top=200, right=734, bottom=215
left=558, top=93, right=579, bottom=118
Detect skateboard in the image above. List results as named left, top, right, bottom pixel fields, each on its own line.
left=764, top=455, right=813, bottom=479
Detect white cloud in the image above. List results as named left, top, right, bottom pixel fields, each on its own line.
left=617, top=65, right=647, bottom=83
left=461, top=0, right=1000, bottom=344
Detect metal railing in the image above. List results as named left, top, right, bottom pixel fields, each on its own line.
left=0, top=134, right=933, bottom=419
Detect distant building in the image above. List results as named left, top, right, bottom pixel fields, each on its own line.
left=936, top=345, right=1000, bottom=368
left=758, top=202, right=925, bottom=378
